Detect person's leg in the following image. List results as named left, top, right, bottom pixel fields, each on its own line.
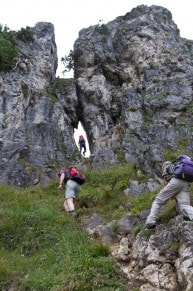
left=66, top=198, right=75, bottom=212
left=63, top=200, right=70, bottom=212
left=65, top=180, right=78, bottom=213
left=176, top=181, right=193, bottom=220
left=74, top=183, right=81, bottom=198
left=83, top=144, right=86, bottom=155
left=146, top=178, right=183, bottom=227
left=68, top=183, right=81, bottom=211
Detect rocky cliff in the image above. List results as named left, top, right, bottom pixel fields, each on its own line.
left=83, top=212, right=193, bottom=290
left=1, top=5, right=193, bottom=185
left=74, top=5, right=193, bottom=176
left=0, top=22, right=80, bottom=186
left=1, top=5, right=193, bottom=290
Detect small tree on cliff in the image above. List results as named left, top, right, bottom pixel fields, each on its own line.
left=61, top=50, right=74, bottom=76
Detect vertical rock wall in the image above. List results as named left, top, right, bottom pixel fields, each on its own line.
left=74, top=5, right=193, bottom=176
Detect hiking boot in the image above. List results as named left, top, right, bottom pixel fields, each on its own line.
left=145, top=222, right=156, bottom=229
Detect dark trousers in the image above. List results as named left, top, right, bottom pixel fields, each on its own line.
left=79, top=142, right=86, bottom=155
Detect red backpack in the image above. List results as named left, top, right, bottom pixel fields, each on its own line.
left=58, top=167, right=86, bottom=185
left=69, top=167, right=86, bottom=185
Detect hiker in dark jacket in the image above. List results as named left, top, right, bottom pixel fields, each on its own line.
left=78, top=135, right=86, bottom=156
left=145, top=161, right=193, bottom=229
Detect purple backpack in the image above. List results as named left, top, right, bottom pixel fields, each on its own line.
left=173, top=154, right=193, bottom=182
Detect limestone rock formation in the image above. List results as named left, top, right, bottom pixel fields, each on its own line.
left=83, top=209, right=193, bottom=290
left=74, top=5, right=193, bottom=176
left=1, top=5, right=193, bottom=186
left=1, top=5, right=193, bottom=290
left=0, top=22, right=79, bottom=186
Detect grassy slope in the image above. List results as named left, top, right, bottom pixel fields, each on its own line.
left=1, top=164, right=193, bottom=290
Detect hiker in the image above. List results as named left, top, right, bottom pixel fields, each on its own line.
left=78, top=135, right=86, bottom=156
left=145, top=160, right=193, bottom=229
left=58, top=166, right=81, bottom=215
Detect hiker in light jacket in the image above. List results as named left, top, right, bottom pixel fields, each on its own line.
left=145, top=161, right=193, bottom=229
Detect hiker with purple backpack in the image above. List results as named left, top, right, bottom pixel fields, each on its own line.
left=145, top=155, right=193, bottom=229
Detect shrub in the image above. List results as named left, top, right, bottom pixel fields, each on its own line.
left=16, top=26, right=34, bottom=42
left=0, top=24, right=18, bottom=72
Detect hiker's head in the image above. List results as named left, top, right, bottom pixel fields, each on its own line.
left=69, top=165, right=77, bottom=170
left=162, top=161, right=171, bottom=172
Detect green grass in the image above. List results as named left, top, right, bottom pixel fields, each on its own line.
left=76, top=164, right=148, bottom=221
left=1, top=163, right=193, bottom=290
left=0, top=176, right=129, bottom=290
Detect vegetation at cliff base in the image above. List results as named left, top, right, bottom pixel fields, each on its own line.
left=0, top=166, right=131, bottom=290
left=1, top=164, right=193, bottom=290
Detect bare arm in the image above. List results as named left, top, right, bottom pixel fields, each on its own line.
left=58, top=173, right=65, bottom=190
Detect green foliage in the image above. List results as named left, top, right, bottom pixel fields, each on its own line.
left=21, top=83, right=29, bottom=98
left=132, top=224, right=143, bottom=236
left=61, top=50, right=74, bottom=75
left=190, top=183, right=193, bottom=204
left=169, top=241, right=180, bottom=252
left=156, top=91, right=169, bottom=100
left=128, top=106, right=138, bottom=112
left=50, top=76, right=74, bottom=95
left=0, top=182, right=128, bottom=290
left=87, top=242, right=111, bottom=258
left=78, top=164, right=136, bottom=221
left=0, top=24, right=18, bottom=72
left=163, top=146, right=193, bottom=163
left=163, top=149, right=179, bottom=162
left=130, top=189, right=159, bottom=216
left=140, top=228, right=155, bottom=239
left=113, top=147, right=126, bottom=163
left=187, top=103, right=193, bottom=115
left=1, top=163, right=191, bottom=289
left=79, top=163, right=147, bottom=221
left=95, top=19, right=110, bottom=36
left=97, top=24, right=110, bottom=35
left=152, top=77, right=160, bottom=83
left=178, top=136, right=189, bottom=150
left=16, top=26, right=34, bottom=42
left=49, top=94, right=57, bottom=104
left=157, top=199, right=177, bottom=224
